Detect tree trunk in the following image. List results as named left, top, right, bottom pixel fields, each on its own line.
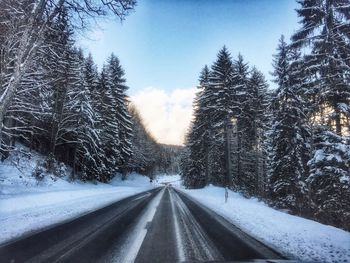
left=334, top=107, right=342, bottom=136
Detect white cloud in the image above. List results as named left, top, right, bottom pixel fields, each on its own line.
left=130, top=87, right=196, bottom=145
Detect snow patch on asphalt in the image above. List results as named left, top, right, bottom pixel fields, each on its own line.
left=179, top=184, right=350, bottom=263
left=169, top=188, right=186, bottom=262
left=114, top=188, right=165, bottom=263
left=170, top=188, right=223, bottom=261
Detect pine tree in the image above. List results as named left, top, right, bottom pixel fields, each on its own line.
left=307, top=125, right=350, bottom=230
left=268, top=36, right=311, bottom=214
left=206, top=47, right=236, bottom=186
left=197, top=65, right=212, bottom=185
left=0, top=0, right=136, bottom=153
left=182, top=65, right=211, bottom=188
left=101, top=54, right=133, bottom=176
left=110, top=54, right=133, bottom=173
left=97, top=64, right=121, bottom=180
left=291, top=0, right=350, bottom=136
left=44, top=8, right=74, bottom=163
left=290, top=0, right=350, bottom=229
left=66, top=49, right=103, bottom=181
left=232, top=54, right=253, bottom=194
left=247, top=67, right=270, bottom=197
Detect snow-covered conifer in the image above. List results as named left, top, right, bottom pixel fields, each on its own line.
left=268, top=36, right=311, bottom=213
left=307, top=125, right=350, bottom=229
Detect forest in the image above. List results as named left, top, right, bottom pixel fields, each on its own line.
left=0, top=0, right=180, bottom=182
left=0, top=0, right=349, bottom=232
left=180, top=0, right=350, bottom=231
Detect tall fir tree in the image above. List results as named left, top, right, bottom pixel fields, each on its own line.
left=206, top=47, right=236, bottom=186
left=268, top=36, right=311, bottom=214
left=290, top=0, right=350, bottom=229
left=98, top=63, right=121, bottom=179
left=247, top=67, right=270, bottom=197
left=182, top=65, right=211, bottom=188
left=291, top=0, right=350, bottom=136
left=307, top=125, right=350, bottom=229
left=232, top=54, right=253, bottom=194
left=69, top=49, right=103, bottom=181
left=105, top=54, right=133, bottom=174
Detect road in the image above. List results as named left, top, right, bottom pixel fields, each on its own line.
left=0, top=186, right=288, bottom=263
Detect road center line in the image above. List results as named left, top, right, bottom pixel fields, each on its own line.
left=115, top=188, right=165, bottom=263
left=131, top=192, right=152, bottom=202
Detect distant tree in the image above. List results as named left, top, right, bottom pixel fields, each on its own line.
left=128, top=104, right=158, bottom=175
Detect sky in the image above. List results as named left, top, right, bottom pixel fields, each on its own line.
left=78, top=0, right=300, bottom=145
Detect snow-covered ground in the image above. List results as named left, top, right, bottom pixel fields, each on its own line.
left=0, top=145, right=157, bottom=245
left=178, top=183, right=350, bottom=263
left=2, top=145, right=348, bottom=263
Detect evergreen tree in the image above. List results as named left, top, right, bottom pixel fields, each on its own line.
left=290, top=0, right=350, bottom=229
left=102, top=54, right=133, bottom=175
left=232, top=54, right=252, bottom=194
left=206, top=47, right=236, bottom=186
left=128, top=104, right=158, bottom=175
left=197, top=65, right=212, bottom=185
left=44, top=8, right=74, bottom=162
left=98, top=64, right=121, bottom=180
left=67, top=49, right=103, bottom=181
left=247, top=67, right=270, bottom=196
left=182, top=65, right=211, bottom=188
left=291, top=0, right=350, bottom=136
left=307, top=125, right=350, bottom=229
left=268, top=36, right=311, bottom=214
left=181, top=48, right=270, bottom=192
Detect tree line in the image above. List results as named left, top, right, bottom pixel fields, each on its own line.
left=181, top=0, right=350, bottom=231
left=0, top=0, right=180, bottom=181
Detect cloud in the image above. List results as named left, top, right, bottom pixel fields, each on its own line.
left=130, top=87, right=196, bottom=145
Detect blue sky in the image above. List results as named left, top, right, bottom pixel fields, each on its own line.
left=78, top=0, right=300, bottom=144
left=79, top=0, right=299, bottom=93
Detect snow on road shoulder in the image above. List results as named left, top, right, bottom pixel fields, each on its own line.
left=0, top=169, right=154, bottom=245
left=178, top=185, right=350, bottom=263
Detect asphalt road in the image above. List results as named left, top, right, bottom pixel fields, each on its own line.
left=0, top=186, right=288, bottom=263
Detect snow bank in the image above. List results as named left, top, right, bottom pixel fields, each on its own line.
left=180, top=185, right=350, bottom=263
left=0, top=146, right=154, bottom=244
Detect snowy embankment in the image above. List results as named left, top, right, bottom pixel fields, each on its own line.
left=177, top=183, right=350, bottom=263
left=0, top=146, right=155, bottom=245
